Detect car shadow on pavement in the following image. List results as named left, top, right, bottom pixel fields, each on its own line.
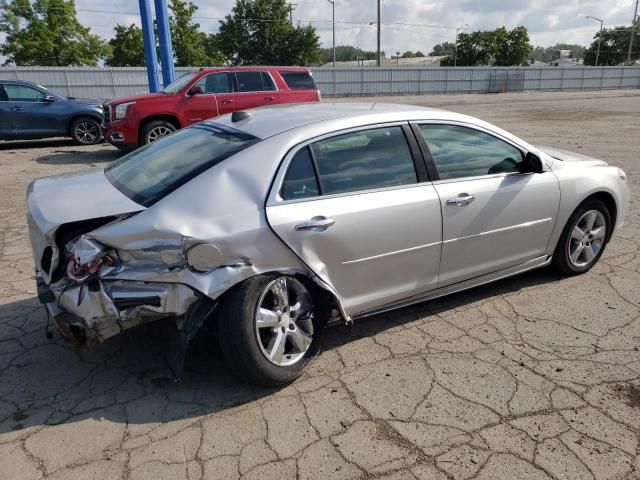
left=0, top=139, right=76, bottom=150
left=35, top=147, right=122, bottom=166
left=0, top=267, right=560, bottom=434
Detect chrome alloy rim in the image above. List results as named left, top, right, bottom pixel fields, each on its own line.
left=147, top=125, right=174, bottom=143
left=255, top=277, right=315, bottom=367
left=75, top=121, right=99, bottom=144
left=568, top=210, right=607, bottom=268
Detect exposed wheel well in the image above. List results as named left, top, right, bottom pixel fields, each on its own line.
left=584, top=191, right=617, bottom=239
left=139, top=115, right=181, bottom=143
left=67, top=114, right=101, bottom=137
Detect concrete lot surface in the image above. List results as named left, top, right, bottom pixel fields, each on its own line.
left=1, top=90, right=639, bottom=479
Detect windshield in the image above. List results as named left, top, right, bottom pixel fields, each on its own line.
left=105, top=123, right=259, bottom=206
left=161, top=72, right=198, bottom=94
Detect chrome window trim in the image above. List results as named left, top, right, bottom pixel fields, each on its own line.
left=411, top=119, right=538, bottom=184
left=266, top=121, right=426, bottom=207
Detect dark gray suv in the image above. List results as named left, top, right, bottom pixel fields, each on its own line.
left=0, top=80, right=103, bottom=145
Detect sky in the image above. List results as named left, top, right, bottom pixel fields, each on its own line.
left=58, top=0, right=640, bottom=54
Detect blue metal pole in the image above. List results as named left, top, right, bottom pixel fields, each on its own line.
left=138, top=0, right=160, bottom=92
left=154, top=0, right=175, bottom=87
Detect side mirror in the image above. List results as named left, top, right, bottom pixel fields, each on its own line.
left=42, top=95, right=56, bottom=103
left=521, top=152, right=544, bottom=174
left=188, top=85, right=203, bottom=96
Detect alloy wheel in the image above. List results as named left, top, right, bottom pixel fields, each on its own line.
left=254, top=277, right=315, bottom=367
left=147, top=125, right=174, bottom=143
left=74, top=121, right=99, bottom=145
left=568, top=209, right=607, bottom=268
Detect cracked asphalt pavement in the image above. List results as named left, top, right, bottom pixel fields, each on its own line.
left=1, top=90, right=640, bottom=479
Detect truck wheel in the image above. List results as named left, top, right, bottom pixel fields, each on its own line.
left=71, top=117, right=101, bottom=145
left=218, top=275, right=325, bottom=386
left=141, top=120, right=176, bottom=145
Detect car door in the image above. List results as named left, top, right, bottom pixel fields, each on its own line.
left=266, top=124, right=443, bottom=316
left=3, top=84, right=65, bottom=137
left=414, top=122, right=560, bottom=287
left=182, top=72, right=237, bottom=124
left=234, top=71, right=278, bottom=110
left=0, top=85, right=16, bottom=138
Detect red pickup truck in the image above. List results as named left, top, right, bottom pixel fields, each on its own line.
left=102, top=66, right=320, bottom=151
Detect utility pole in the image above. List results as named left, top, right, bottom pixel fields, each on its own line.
left=326, top=0, right=335, bottom=67
left=627, top=0, right=639, bottom=65
left=376, top=0, right=381, bottom=67
left=454, top=24, right=468, bottom=67
left=586, top=16, right=604, bottom=66
left=287, top=2, right=297, bottom=25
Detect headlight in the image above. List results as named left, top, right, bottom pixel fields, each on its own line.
left=114, top=101, right=135, bottom=120
left=619, top=168, right=627, bottom=182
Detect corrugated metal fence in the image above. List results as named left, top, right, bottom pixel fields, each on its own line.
left=1, top=65, right=639, bottom=100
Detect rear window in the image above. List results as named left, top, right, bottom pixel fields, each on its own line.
left=279, top=71, right=316, bottom=90
left=105, top=123, right=259, bottom=207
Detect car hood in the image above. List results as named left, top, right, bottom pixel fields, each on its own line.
left=66, top=97, right=103, bottom=106
left=105, top=92, right=171, bottom=105
left=27, top=169, right=144, bottom=237
left=537, top=146, right=608, bottom=166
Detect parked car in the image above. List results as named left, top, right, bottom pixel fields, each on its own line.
left=0, top=80, right=103, bottom=145
left=102, top=67, right=320, bottom=151
left=28, top=103, right=629, bottom=385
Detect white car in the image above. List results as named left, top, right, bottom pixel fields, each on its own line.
left=27, top=103, right=630, bottom=385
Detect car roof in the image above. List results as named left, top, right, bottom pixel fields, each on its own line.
left=210, top=102, right=458, bottom=139
left=0, top=79, right=40, bottom=87
left=194, top=66, right=311, bottom=75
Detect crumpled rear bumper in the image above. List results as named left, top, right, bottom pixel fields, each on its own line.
left=37, top=273, right=198, bottom=347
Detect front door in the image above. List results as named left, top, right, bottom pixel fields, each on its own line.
left=415, top=123, right=560, bottom=286
left=182, top=72, right=236, bottom=124
left=3, top=84, right=65, bottom=138
left=266, top=125, right=443, bottom=316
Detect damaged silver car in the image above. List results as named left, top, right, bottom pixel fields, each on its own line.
left=27, top=103, right=630, bottom=385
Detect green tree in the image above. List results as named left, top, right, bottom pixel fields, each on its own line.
left=429, top=41, right=455, bottom=58
left=493, top=26, right=532, bottom=66
left=401, top=50, right=425, bottom=58
left=584, top=21, right=640, bottom=66
left=532, top=43, right=587, bottom=63
left=218, top=0, right=321, bottom=65
left=318, top=45, right=376, bottom=63
left=0, top=0, right=107, bottom=66
left=169, top=0, right=224, bottom=66
left=106, top=24, right=145, bottom=67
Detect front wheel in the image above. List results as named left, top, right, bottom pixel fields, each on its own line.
left=552, top=199, right=611, bottom=275
left=218, top=275, right=324, bottom=386
left=140, top=120, right=176, bottom=146
left=71, top=117, right=101, bottom=145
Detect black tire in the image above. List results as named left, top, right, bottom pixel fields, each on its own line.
left=217, top=274, right=326, bottom=386
left=70, top=117, right=101, bottom=145
left=140, top=120, right=177, bottom=146
left=552, top=198, right=611, bottom=275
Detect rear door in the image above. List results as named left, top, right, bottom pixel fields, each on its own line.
left=3, top=84, right=65, bottom=137
left=266, top=124, right=442, bottom=316
left=415, top=122, right=560, bottom=287
left=233, top=71, right=278, bottom=110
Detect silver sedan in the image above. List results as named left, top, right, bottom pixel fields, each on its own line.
left=26, top=103, right=630, bottom=385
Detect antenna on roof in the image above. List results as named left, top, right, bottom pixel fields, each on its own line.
left=231, top=111, right=253, bottom=122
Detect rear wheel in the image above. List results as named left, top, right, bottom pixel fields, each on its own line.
left=71, top=117, right=101, bottom=145
left=218, top=275, right=324, bottom=386
left=552, top=199, right=611, bottom=275
left=140, top=120, right=176, bottom=146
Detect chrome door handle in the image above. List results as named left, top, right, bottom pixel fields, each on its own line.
left=264, top=97, right=274, bottom=102
left=11, top=106, right=23, bottom=111
left=295, top=217, right=335, bottom=232
left=446, top=194, right=475, bottom=207
left=222, top=100, right=235, bottom=104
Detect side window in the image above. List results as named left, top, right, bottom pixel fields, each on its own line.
left=281, top=147, right=320, bottom=200
left=0, top=86, right=8, bottom=101
left=260, top=72, right=276, bottom=91
left=235, top=71, right=264, bottom=92
left=279, top=71, right=316, bottom=90
left=194, top=73, right=232, bottom=94
left=4, top=85, right=44, bottom=102
left=310, top=126, right=417, bottom=195
left=419, top=124, right=524, bottom=180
